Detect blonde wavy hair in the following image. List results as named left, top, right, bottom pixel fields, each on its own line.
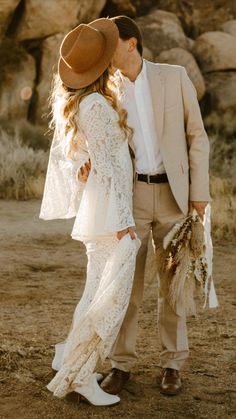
left=49, top=67, right=133, bottom=160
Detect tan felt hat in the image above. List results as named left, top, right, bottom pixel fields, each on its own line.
left=58, top=18, right=119, bottom=89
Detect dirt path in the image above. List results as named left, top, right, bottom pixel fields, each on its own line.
left=0, top=200, right=235, bottom=419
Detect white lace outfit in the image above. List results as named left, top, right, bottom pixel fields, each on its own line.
left=39, top=93, right=140, bottom=397
left=47, top=234, right=140, bottom=397
left=71, top=93, right=135, bottom=240
left=40, top=93, right=135, bottom=238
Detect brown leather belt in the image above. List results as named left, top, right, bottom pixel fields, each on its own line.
left=137, top=173, right=168, bottom=184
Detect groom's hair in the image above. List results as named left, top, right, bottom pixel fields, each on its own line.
left=111, top=15, right=143, bottom=56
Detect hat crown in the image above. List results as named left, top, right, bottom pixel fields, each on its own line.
left=58, top=18, right=119, bottom=89
left=60, top=24, right=106, bottom=73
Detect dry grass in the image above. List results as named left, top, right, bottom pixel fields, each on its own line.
left=0, top=118, right=50, bottom=150
left=209, top=134, right=236, bottom=179
left=210, top=176, right=236, bottom=241
left=209, top=135, right=236, bottom=241
left=0, top=343, right=21, bottom=372
left=0, top=127, right=48, bottom=199
left=204, top=110, right=236, bottom=138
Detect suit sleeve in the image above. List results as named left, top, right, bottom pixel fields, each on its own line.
left=180, top=66, right=211, bottom=201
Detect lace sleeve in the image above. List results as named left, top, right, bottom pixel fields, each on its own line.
left=79, top=99, right=114, bottom=185
left=72, top=95, right=134, bottom=238
left=39, top=126, right=88, bottom=220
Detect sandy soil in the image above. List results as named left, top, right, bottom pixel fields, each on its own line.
left=0, top=200, right=235, bottom=419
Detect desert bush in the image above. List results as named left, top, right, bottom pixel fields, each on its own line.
left=15, top=119, right=50, bottom=151
left=204, top=111, right=236, bottom=139
left=209, top=135, right=236, bottom=241
left=0, top=128, right=48, bottom=200
left=210, top=176, right=236, bottom=241
left=209, top=134, right=236, bottom=180
left=0, top=118, right=50, bottom=151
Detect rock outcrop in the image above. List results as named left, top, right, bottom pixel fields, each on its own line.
left=0, top=53, right=36, bottom=120
left=136, top=10, right=188, bottom=56
left=156, top=0, right=236, bottom=38
left=102, top=0, right=136, bottom=17
left=16, top=0, right=106, bottom=41
left=221, top=19, right=236, bottom=38
left=0, top=0, right=236, bottom=135
left=143, top=47, right=154, bottom=62
left=36, top=33, right=65, bottom=125
left=157, top=47, right=205, bottom=100
left=204, top=71, right=236, bottom=113
left=203, top=71, right=236, bottom=135
left=0, top=0, right=20, bottom=36
left=193, top=31, right=236, bottom=73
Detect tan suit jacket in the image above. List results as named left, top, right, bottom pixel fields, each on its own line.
left=129, top=60, right=211, bottom=216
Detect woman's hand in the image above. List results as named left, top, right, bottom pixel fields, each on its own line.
left=117, top=226, right=136, bottom=241
left=78, top=160, right=91, bottom=183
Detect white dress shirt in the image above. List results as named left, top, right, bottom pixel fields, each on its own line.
left=117, top=60, right=165, bottom=175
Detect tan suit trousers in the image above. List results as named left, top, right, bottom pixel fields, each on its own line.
left=109, top=178, right=189, bottom=371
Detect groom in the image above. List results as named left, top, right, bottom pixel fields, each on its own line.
left=80, top=15, right=210, bottom=395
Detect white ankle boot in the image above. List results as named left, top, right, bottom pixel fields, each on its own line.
left=52, top=343, right=103, bottom=384
left=74, top=373, right=120, bottom=406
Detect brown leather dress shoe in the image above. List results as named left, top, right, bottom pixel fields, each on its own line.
left=100, top=368, right=130, bottom=394
left=160, top=368, right=182, bottom=395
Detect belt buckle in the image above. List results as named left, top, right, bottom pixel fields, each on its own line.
left=147, top=174, right=155, bottom=184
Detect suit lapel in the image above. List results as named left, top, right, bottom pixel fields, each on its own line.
left=146, top=61, right=165, bottom=141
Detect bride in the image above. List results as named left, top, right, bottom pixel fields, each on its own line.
left=39, top=18, right=140, bottom=406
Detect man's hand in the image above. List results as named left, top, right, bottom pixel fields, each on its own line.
left=117, top=226, right=136, bottom=241
left=189, top=201, right=208, bottom=221
left=78, top=160, right=91, bottom=183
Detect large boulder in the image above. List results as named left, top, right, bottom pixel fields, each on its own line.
left=193, top=31, right=236, bottom=73
left=155, top=0, right=236, bottom=38
left=15, top=0, right=106, bottom=41
left=0, top=53, right=36, bottom=120
left=101, top=0, right=136, bottom=18
left=143, top=46, right=154, bottom=61
left=157, top=48, right=205, bottom=100
left=131, top=0, right=156, bottom=17
left=0, top=0, right=20, bottom=36
left=203, top=71, right=236, bottom=135
left=221, top=19, right=236, bottom=38
left=136, top=10, right=188, bottom=56
left=35, top=33, right=65, bottom=125
left=204, top=71, right=236, bottom=112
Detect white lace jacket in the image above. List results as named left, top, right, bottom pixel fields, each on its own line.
left=40, top=93, right=135, bottom=240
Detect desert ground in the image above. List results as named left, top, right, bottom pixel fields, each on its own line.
left=0, top=200, right=235, bottom=419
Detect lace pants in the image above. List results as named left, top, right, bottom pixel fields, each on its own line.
left=47, top=234, right=140, bottom=398
left=72, top=236, right=120, bottom=325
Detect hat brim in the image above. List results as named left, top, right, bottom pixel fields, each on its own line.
left=58, top=19, right=119, bottom=89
